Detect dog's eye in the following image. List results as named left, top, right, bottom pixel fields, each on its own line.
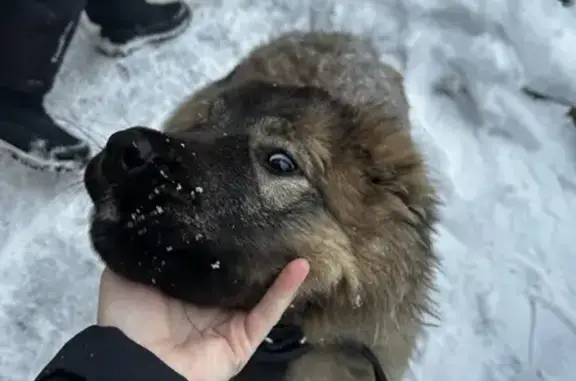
left=267, top=152, right=298, bottom=174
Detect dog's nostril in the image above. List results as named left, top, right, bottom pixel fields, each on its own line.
left=105, top=127, right=159, bottom=174
left=120, top=139, right=154, bottom=172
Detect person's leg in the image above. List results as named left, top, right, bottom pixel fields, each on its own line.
left=0, top=0, right=92, bottom=171
left=85, top=0, right=192, bottom=57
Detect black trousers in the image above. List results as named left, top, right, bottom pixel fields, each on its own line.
left=0, top=0, right=151, bottom=98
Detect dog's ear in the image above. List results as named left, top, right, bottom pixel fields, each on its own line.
left=319, top=102, right=433, bottom=228
left=354, top=104, right=439, bottom=231
left=350, top=105, right=423, bottom=197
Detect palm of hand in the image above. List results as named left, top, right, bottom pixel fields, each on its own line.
left=97, top=260, right=309, bottom=381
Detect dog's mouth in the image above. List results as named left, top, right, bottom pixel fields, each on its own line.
left=84, top=124, right=287, bottom=308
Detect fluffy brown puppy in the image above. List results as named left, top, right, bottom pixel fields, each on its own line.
left=84, top=31, right=440, bottom=381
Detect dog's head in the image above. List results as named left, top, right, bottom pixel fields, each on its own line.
left=84, top=80, right=438, bottom=325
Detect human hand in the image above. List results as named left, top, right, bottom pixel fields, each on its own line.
left=97, top=258, right=310, bottom=381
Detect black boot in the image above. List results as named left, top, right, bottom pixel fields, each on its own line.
left=0, top=0, right=92, bottom=172
left=85, top=0, right=192, bottom=57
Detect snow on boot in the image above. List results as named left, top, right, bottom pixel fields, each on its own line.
left=0, top=0, right=92, bottom=172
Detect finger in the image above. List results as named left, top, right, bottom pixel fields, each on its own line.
left=244, top=258, right=310, bottom=345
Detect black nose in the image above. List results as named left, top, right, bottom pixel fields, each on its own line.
left=105, top=127, right=157, bottom=174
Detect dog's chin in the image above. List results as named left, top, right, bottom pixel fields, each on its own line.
left=88, top=216, right=268, bottom=310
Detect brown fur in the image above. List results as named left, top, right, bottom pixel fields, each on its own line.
left=163, top=31, right=440, bottom=381
left=85, top=31, right=440, bottom=381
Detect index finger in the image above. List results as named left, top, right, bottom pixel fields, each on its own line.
left=244, top=258, right=310, bottom=345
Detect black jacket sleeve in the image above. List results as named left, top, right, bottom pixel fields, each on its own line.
left=33, top=325, right=187, bottom=381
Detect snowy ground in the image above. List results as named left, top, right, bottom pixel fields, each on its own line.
left=1, top=0, right=576, bottom=380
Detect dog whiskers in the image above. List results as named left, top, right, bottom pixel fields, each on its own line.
left=52, top=114, right=107, bottom=150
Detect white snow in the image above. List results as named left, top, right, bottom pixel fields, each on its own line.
left=1, top=0, right=575, bottom=380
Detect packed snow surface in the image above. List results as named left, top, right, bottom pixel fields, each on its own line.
left=1, top=0, right=575, bottom=380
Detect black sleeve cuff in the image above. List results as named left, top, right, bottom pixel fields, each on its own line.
left=34, top=325, right=187, bottom=381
